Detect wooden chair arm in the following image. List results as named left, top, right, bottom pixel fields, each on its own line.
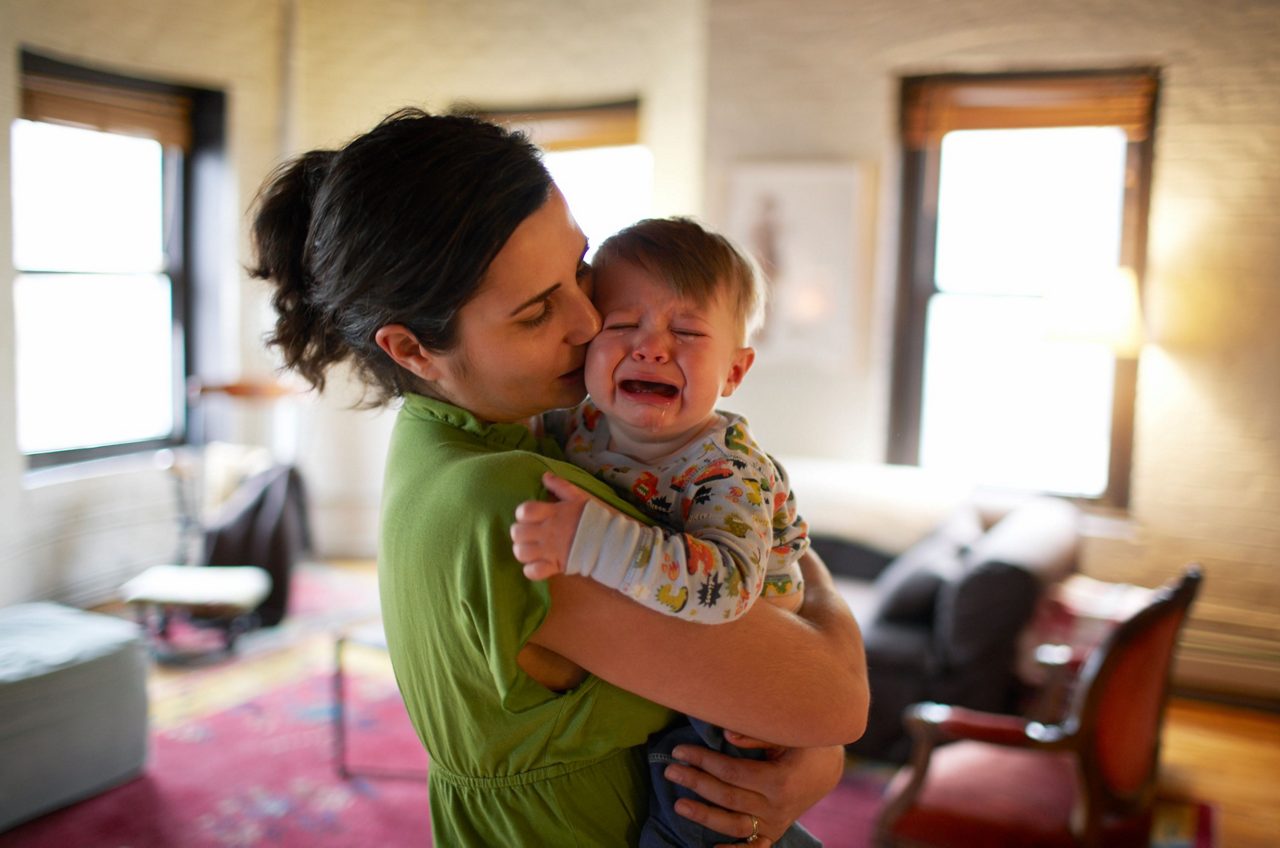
left=906, top=702, right=1072, bottom=749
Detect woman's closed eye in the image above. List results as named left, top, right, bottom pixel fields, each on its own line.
left=520, top=300, right=554, bottom=328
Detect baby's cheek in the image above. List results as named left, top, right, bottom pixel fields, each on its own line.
left=583, top=344, right=615, bottom=395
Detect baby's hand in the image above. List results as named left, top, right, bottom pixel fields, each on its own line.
left=510, top=472, right=591, bottom=580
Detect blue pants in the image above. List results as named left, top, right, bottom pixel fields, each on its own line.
left=639, top=717, right=823, bottom=847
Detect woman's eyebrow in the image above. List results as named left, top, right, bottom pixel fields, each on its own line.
left=508, top=283, right=560, bottom=317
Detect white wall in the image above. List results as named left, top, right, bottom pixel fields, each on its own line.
left=702, top=0, right=1280, bottom=700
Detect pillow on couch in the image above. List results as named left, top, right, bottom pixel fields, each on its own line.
left=874, top=506, right=984, bottom=624
left=933, top=496, right=1081, bottom=667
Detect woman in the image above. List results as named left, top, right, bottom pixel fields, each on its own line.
left=251, top=108, right=868, bottom=846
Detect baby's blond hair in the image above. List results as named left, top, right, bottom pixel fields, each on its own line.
left=592, top=217, right=765, bottom=345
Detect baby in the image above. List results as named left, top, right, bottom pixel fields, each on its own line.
left=511, top=217, right=818, bottom=847
left=513, top=217, right=808, bottom=623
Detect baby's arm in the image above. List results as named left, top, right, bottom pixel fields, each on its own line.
left=760, top=461, right=810, bottom=612
left=512, top=456, right=784, bottom=622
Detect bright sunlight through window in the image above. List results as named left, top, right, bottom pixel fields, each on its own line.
left=919, top=126, right=1128, bottom=497
left=11, top=119, right=177, bottom=455
left=543, top=145, right=654, bottom=259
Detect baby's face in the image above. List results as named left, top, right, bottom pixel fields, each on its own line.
left=585, top=259, right=754, bottom=458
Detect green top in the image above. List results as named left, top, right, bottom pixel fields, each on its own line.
left=378, top=393, right=675, bottom=846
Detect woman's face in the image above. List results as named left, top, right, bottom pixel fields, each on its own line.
left=427, top=186, right=601, bottom=423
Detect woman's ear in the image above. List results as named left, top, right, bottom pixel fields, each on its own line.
left=374, top=324, right=444, bottom=383
left=720, top=347, right=756, bottom=397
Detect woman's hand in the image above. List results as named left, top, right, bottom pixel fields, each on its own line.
left=664, top=735, right=845, bottom=846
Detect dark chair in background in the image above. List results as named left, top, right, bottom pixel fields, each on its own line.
left=875, top=564, right=1203, bottom=848
left=201, top=462, right=310, bottom=627
left=123, top=379, right=310, bottom=660
left=123, top=463, right=310, bottom=659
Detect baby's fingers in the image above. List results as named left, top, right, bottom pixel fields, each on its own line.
left=514, top=499, right=556, bottom=523
left=522, top=559, right=563, bottom=580
left=540, top=472, right=591, bottom=503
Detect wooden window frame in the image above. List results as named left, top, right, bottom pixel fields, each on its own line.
left=888, top=69, right=1159, bottom=508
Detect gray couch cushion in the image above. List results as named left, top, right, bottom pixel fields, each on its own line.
left=873, top=507, right=983, bottom=624
left=934, top=496, right=1082, bottom=666
left=962, top=496, right=1081, bottom=585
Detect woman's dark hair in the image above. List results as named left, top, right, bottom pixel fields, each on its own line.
left=250, top=108, right=552, bottom=404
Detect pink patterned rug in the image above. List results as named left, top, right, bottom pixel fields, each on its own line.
left=0, top=673, right=429, bottom=847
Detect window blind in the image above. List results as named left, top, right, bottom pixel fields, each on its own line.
left=902, top=71, right=1158, bottom=148
left=475, top=101, right=639, bottom=151
left=22, top=71, right=192, bottom=151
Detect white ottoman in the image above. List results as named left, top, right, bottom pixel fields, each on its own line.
left=0, top=603, right=148, bottom=832
left=121, top=564, right=272, bottom=659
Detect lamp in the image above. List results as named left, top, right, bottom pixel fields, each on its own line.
left=1045, top=266, right=1145, bottom=358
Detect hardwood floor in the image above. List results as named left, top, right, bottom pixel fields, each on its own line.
left=1160, top=696, right=1280, bottom=848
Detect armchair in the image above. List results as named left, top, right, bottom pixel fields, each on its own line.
left=875, top=564, right=1203, bottom=848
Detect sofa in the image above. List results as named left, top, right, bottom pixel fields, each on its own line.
left=782, top=460, right=1081, bottom=762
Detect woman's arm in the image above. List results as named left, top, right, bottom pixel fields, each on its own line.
left=529, top=548, right=868, bottom=747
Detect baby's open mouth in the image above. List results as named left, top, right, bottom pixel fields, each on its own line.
left=620, top=379, right=679, bottom=399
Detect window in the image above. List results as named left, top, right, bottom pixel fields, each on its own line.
left=12, top=53, right=224, bottom=468
left=470, top=101, right=653, bottom=258
left=889, top=71, right=1157, bottom=506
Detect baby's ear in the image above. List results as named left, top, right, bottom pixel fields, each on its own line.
left=721, top=347, right=756, bottom=397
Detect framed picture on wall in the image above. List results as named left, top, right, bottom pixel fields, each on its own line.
left=725, top=162, right=871, bottom=367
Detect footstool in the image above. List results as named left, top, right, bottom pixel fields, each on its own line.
left=121, top=564, right=273, bottom=660
left=0, top=602, right=148, bottom=832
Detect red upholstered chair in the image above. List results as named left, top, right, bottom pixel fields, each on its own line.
left=875, top=564, right=1202, bottom=848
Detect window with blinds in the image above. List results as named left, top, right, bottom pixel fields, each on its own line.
left=12, top=52, right=222, bottom=467
left=889, top=70, right=1158, bottom=506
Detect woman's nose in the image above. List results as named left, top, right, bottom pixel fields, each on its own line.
left=564, top=286, right=601, bottom=345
